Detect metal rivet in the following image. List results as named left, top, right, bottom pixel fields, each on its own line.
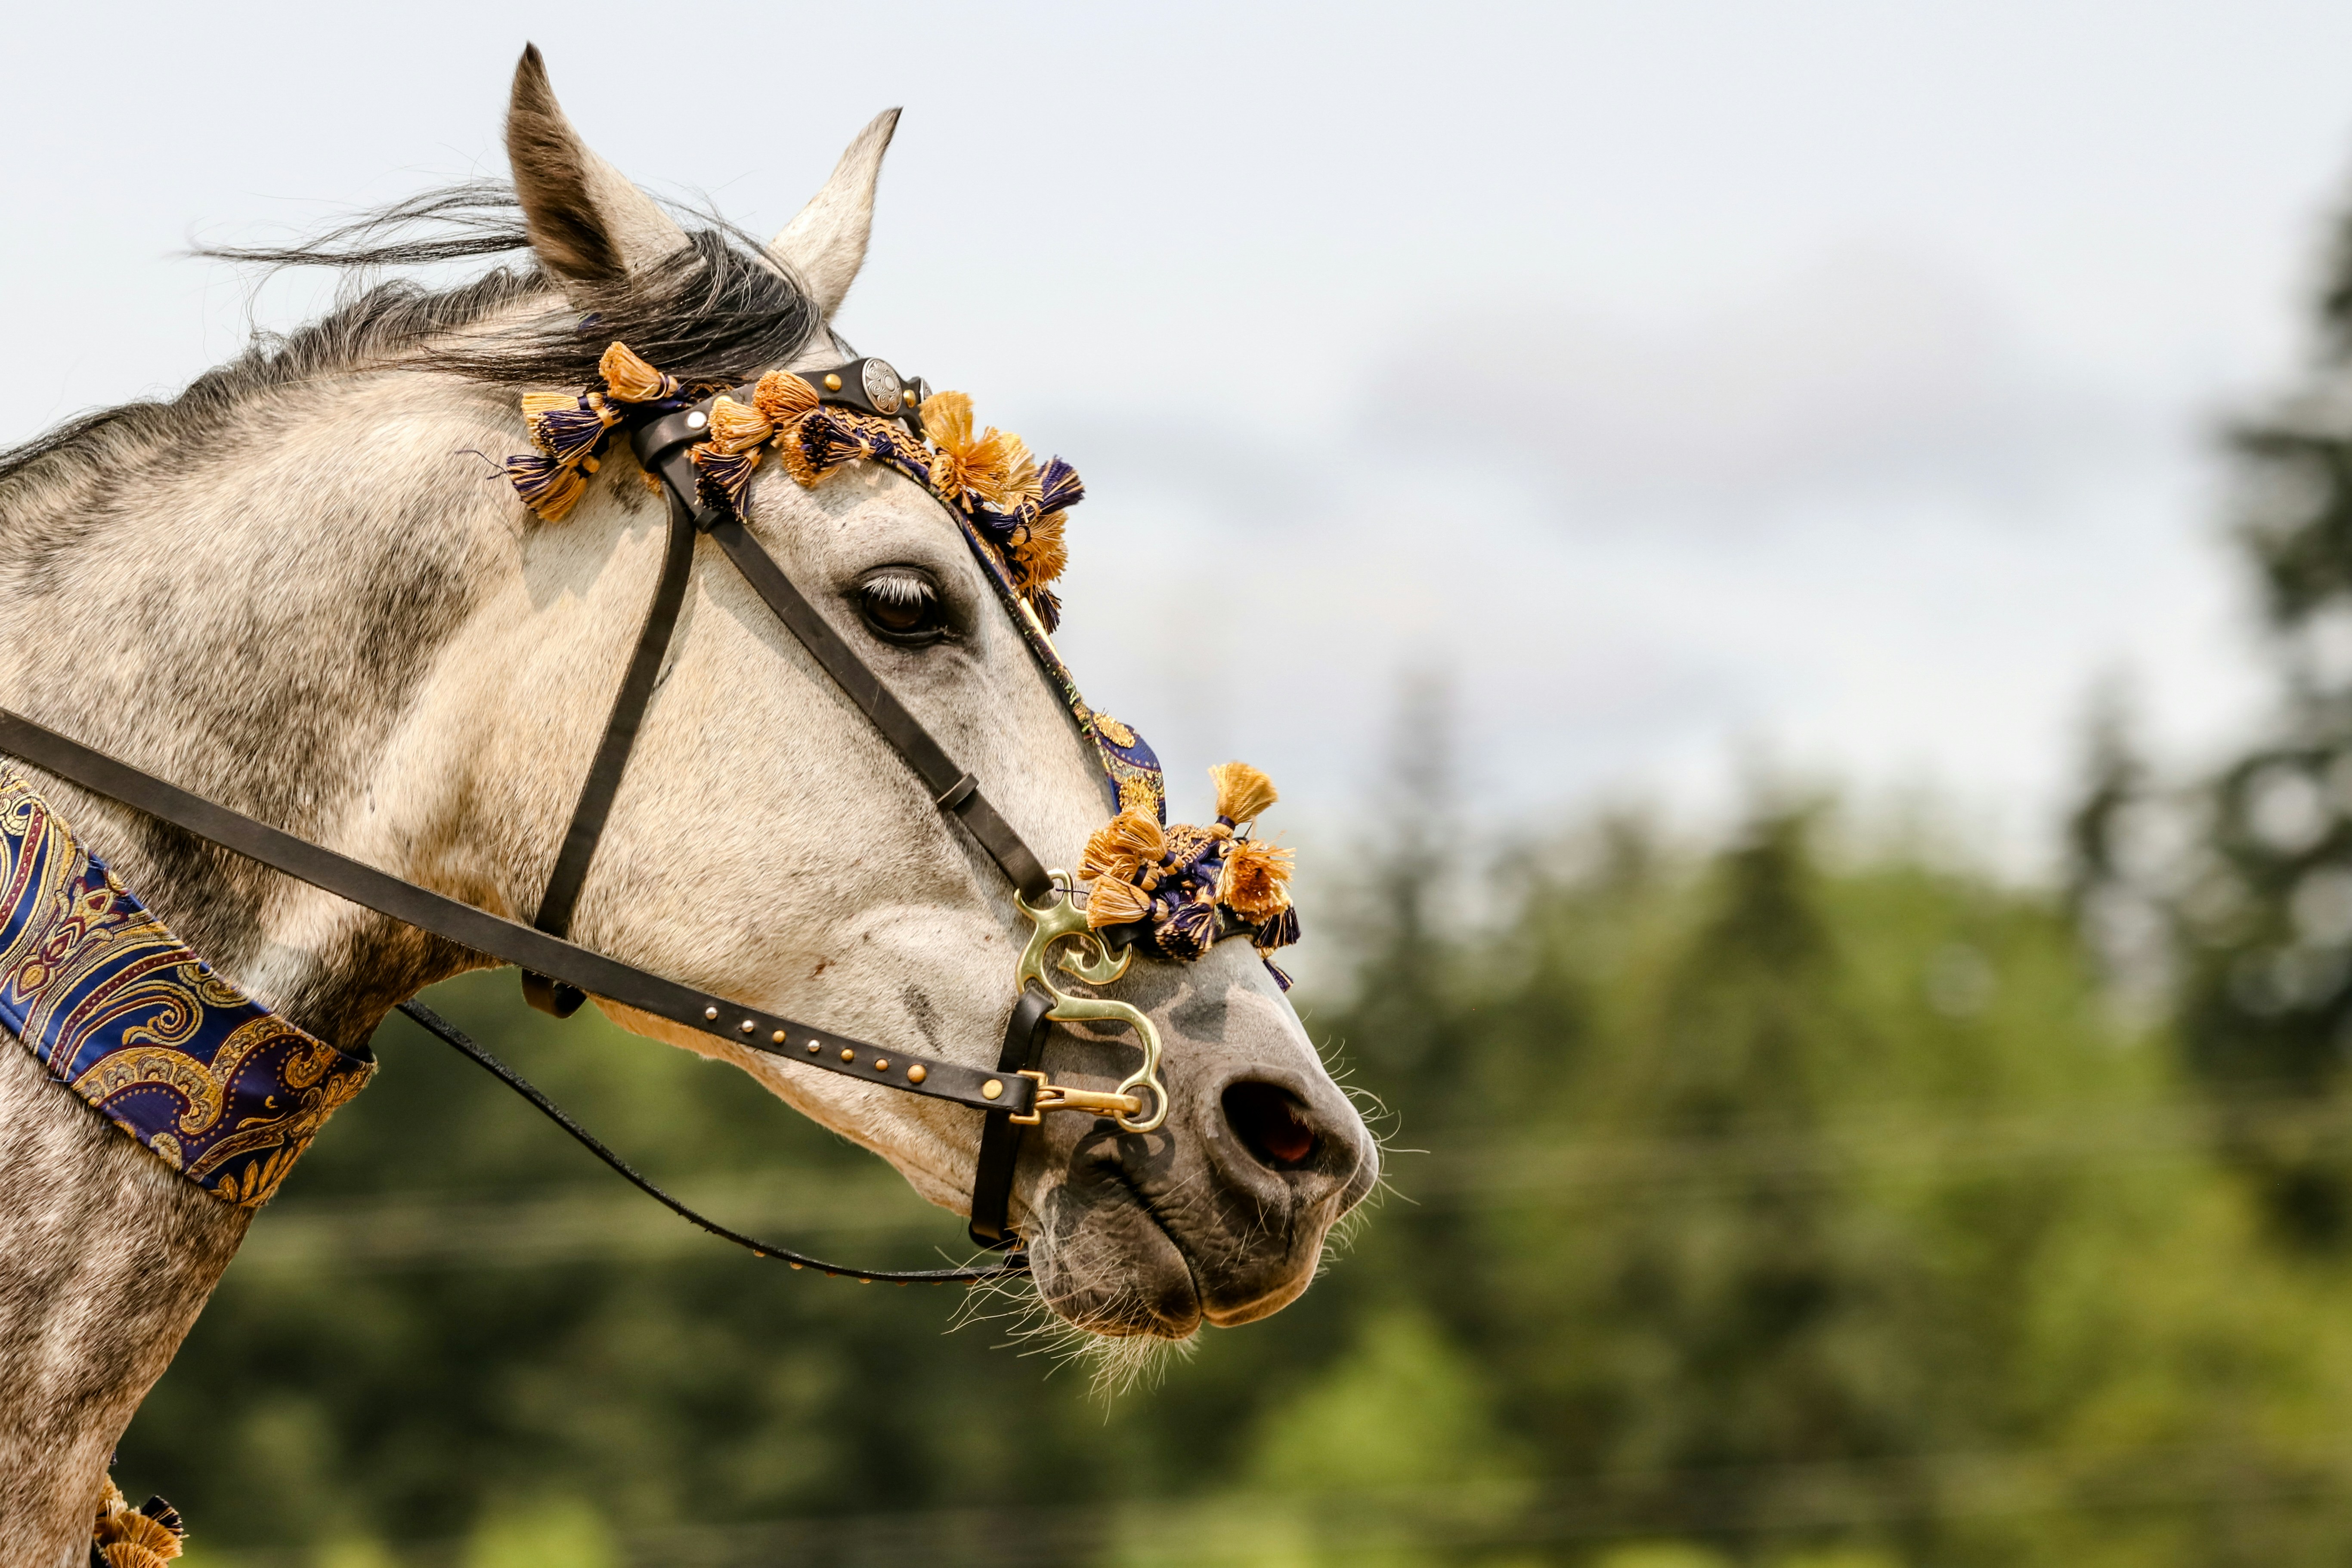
left=840, top=1047, right=855, bottom=1062
left=704, top=1006, right=719, bottom=1021
left=772, top=1030, right=787, bottom=1045
left=982, top=1079, right=1003, bottom=1100
left=902, top=387, right=916, bottom=406
left=806, top=1042, right=820, bottom=1054
left=740, top=1020, right=756, bottom=1035
left=907, top=1065, right=927, bottom=1084
left=873, top=1058, right=889, bottom=1072
left=824, top=373, right=843, bottom=391
left=685, top=410, right=707, bottom=428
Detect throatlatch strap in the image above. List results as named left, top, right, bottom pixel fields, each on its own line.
left=969, top=982, right=1055, bottom=1249
left=0, top=711, right=1038, bottom=1119
left=523, top=492, right=701, bottom=1018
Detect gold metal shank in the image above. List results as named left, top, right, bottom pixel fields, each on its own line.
left=1013, top=870, right=1167, bottom=1133
left=1009, top=1069, right=1144, bottom=1127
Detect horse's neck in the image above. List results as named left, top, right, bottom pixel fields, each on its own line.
left=0, top=374, right=542, bottom=1555
left=0, top=1041, right=247, bottom=1567
left=0, top=374, right=543, bottom=1041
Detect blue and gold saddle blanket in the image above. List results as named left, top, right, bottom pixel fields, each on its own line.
left=0, top=767, right=373, bottom=1206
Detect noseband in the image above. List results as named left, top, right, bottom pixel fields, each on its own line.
left=0, top=343, right=1297, bottom=1282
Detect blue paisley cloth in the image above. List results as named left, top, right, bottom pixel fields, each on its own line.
left=0, top=766, right=374, bottom=1206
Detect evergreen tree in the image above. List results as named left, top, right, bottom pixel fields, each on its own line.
left=2176, top=187, right=2352, bottom=1243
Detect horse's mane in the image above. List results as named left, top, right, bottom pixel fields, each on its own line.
left=0, top=182, right=819, bottom=497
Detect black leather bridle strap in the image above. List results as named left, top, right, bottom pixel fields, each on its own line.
left=522, top=490, right=700, bottom=1018
left=968, top=982, right=1054, bottom=1249
left=535, top=492, right=699, bottom=940
left=702, top=517, right=1051, bottom=900
left=632, top=410, right=1054, bottom=904
left=0, top=710, right=1037, bottom=1119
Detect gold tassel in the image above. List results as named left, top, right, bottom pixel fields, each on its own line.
left=93, top=1481, right=184, bottom=1568
left=1209, top=761, right=1279, bottom=826
left=920, top=390, right=974, bottom=454
left=1086, top=877, right=1155, bottom=930
left=1081, top=809, right=1166, bottom=885
left=920, top=390, right=1042, bottom=511
left=1218, top=838, right=1295, bottom=923
left=703, top=395, right=773, bottom=455
left=1008, top=509, right=1068, bottom=588
left=598, top=341, right=677, bottom=403
left=753, top=370, right=821, bottom=425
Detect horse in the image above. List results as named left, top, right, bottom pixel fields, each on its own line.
left=0, top=47, right=1377, bottom=1565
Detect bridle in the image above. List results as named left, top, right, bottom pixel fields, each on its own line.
left=0, top=351, right=1252, bottom=1283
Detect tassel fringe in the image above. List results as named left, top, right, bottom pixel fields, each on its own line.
left=505, top=453, right=588, bottom=523
left=1218, top=837, right=1295, bottom=924
left=1007, top=509, right=1068, bottom=591
left=598, top=340, right=678, bottom=403
left=1254, top=905, right=1301, bottom=951
left=692, top=445, right=761, bottom=517
left=1039, top=456, right=1085, bottom=515
left=1086, top=877, right=1155, bottom=930
left=1209, top=761, right=1279, bottom=826
left=1155, top=898, right=1219, bottom=961
left=753, top=369, right=821, bottom=425
left=93, top=1481, right=186, bottom=1568
left=1082, top=810, right=1166, bottom=885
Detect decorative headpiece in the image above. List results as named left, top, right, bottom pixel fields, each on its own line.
left=1080, top=761, right=1299, bottom=987
left=505, top=343, right=1300, bottom=983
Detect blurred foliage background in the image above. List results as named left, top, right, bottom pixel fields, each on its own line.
left=111, top=75, right=2352, bottom=1568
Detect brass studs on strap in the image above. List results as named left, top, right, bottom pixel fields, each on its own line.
left=772, top=1030, right=786, bottom=1045
left=982, top=1079, right=1004, bottom=1100
left=704, top=1006, right=720, bottom=1021
left=824, top=373, right=843, bottom=391
left=840, top=1047, right=855, bottom=1063
left=740, top=1020, right=756, bottom=1035
left=806, top=1042, right=820, bottom=1054
left=907, top=1065, right=927, bottom=1084
left=874, top=1058, right=889, bottom=1072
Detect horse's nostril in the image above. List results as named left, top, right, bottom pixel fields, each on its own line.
left=1223, top=1081, right=1315, bottom=1168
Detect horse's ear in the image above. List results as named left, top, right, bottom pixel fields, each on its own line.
left=768, top=109, right=900, bottom=319
left=505, top=44, right=688, bottom=291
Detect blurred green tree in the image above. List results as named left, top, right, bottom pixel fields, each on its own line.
left=2170, top=188, right=2352, bottom=1244
left=116, top=687, right=2352, bottom=1567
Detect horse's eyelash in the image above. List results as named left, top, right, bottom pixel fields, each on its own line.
left=863, top=574, right=934, bottom=608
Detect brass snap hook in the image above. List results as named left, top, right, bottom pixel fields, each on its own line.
left=1013, top=870, right=1167, bottom=1133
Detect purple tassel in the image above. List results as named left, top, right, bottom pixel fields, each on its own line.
left=1039, top=457, right=1085, bottom=515
left=1253, top=906, right=1301, bottom=951
left=1028, top=585, right=1062, bottom=634
left=1262, top=957, right=1293, bottom=991
left=1155, top=898, right=1219, bottom=961
left=505, top=452, right=584, bottom=519
left=802, top=411, right=875, bottom=473
left=529, top=396, right=617, bottom=467
left=691, top=445, right=760, bottom=519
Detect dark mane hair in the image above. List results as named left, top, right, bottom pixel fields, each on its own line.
left=0, top=182, right=820, bottom=493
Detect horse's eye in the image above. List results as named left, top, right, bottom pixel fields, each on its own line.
left=858, top=572, right=947, bottom=644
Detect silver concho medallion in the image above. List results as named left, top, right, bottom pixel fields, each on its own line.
left=862, top=359, right=904, bottom=414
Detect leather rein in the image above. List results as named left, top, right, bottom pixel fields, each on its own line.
left=0, top=364, right=1194, bottom=1284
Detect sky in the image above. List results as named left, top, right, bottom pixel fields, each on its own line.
left=6, top=2, right=2352, bottom=867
